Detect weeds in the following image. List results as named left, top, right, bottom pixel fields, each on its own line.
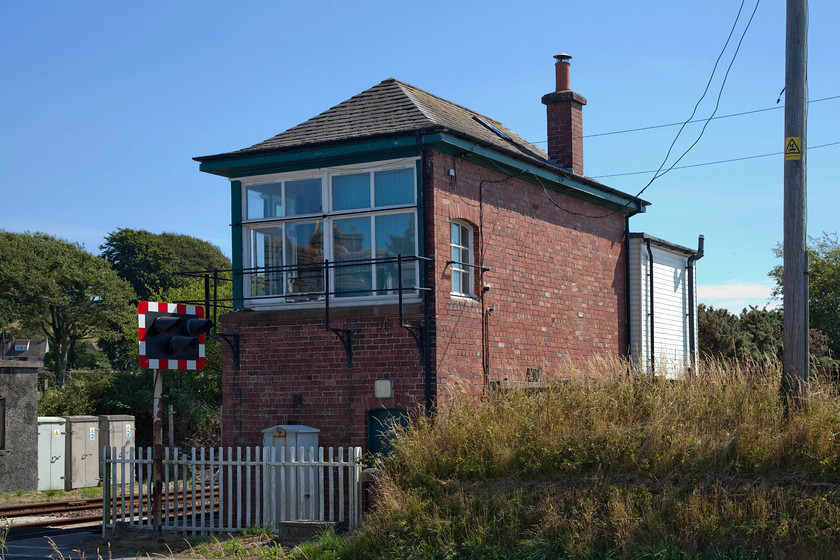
left=80, top=487, right=101, bottom=499
left=1, top=518, right=9, bottom=560
left=356, top=358, right=840, bottom=559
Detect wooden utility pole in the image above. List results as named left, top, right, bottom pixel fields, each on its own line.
left=783, top=0, right=808, bottom=401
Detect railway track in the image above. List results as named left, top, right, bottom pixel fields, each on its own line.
left=0, top=497, right=103, bottom=528
left=0, top=491, right=219, bottom=529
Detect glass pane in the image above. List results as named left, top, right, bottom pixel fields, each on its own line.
left=374, top=168, right=414, bottom=207
left=375, top=213, right=416, bottom=294
left=246, top=183, right=282, bottom=220
left=451, top=222, right=462, bottom=246
left=332, top=173, right=370, bottom=211
left=251, top=228, right=284, bottom=296
left=452, top=268, right=462, bottom=295
left=285, top=178, right=322, bottom=216
left=333, top=217, right=371, bottom=297
left=285, top=221, right=324, bottom=294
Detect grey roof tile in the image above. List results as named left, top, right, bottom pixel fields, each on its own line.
left=204, top=79, right=549, bottom=163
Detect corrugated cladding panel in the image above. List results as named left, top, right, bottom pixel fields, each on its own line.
left=629, top=237, right=696, bottom=377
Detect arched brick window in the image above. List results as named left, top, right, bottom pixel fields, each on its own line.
left=450, top=220, right=474, bottom=297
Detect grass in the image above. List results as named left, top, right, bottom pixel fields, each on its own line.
left=345, top=358, right=840, bottom=559
left=0, top=486, right=102, bottom=506
left=12, top=358, right=840, bottom=559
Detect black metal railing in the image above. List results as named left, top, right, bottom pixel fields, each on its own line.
left=174, top=254, right=431, bottom=336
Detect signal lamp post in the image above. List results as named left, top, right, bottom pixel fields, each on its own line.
left=138, top=301, right=212, bottom=533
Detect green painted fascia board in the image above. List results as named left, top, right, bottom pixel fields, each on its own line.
left=230, top=181, right=243, bottom=306
left=424, top=133, right=646, bottom=214
left=199, top=138, right=422, bottom=177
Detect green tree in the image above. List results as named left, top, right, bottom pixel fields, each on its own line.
left=771, top=232, right=840, bottom=358
left=0, top=231, right=135, bottom=386
left=101, top=229, right=231, bottom=302
left=100, top=229, right=178, bottom=301
left=156, top=232, right=231, bottom=274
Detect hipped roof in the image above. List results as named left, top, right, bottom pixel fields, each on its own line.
left=197, top=78, right=548, bottom=165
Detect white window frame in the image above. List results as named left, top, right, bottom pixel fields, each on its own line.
left=238, top=158, right=421, bottom=308
left=450, top=220, right=474, bottom=297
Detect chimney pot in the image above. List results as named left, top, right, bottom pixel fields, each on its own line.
left=554, top=53, right=572, bottom=91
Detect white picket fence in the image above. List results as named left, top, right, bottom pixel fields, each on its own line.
left=102, top=445, right=363, bottom=535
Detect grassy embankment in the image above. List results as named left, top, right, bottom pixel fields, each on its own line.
left=319, top=359, right=840, bottom=559
left=9, top=359, right=839, bottom=559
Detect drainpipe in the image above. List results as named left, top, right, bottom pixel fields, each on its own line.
left=645, top=238, right=655, bottom=375
left=419, top=142, right=433, bottom=414
left=686, top=235, right=705, bottom=376
left=624, top=217, right=632, bottom=359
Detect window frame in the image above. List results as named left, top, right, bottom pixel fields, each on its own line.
left=450, top=220, right=475, bottom=297
left=239, top=159, right=421, bottom=307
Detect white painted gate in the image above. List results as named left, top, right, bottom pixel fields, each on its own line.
left=102, top=445, right=363, bottom=535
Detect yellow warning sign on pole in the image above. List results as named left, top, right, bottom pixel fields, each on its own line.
left=785, top=137, right=802, bottom=160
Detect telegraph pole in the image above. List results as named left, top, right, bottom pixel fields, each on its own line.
left=783, top=0, right=808, bottom=402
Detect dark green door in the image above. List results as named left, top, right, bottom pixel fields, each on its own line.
left=367, top=409, right=408, bottom=456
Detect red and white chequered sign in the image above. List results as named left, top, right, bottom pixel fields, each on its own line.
left=138, top=300, right=206, bottom=370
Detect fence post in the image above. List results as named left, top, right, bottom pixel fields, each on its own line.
left=102, top=446, right=111, bottom=537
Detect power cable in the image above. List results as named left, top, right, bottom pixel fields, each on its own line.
left=528, top=95, right=840, bottom=143
left=591, top=141, right=840, bottom=179
left=647, top=0, right=761, bottom=188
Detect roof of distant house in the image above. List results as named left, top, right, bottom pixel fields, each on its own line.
left=1, top=338, right=48, bottom=361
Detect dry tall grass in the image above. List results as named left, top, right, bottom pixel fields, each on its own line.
left=353, top=358, right=840, bottom=559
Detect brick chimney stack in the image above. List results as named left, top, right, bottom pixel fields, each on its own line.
left=541, top=53, right=587, bottom=175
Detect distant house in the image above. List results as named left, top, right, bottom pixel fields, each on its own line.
left=1, top=337, right=49, bottom=363
left=195, top=55, right=701, bottom=453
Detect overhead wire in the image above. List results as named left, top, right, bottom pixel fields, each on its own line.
left=527, top=95, right=840, bottom=142
left=592, top=141, right=840, bottom=179
left=530, top=0, right=763, bottom=220
left=640, top=0, right=761, bottom=194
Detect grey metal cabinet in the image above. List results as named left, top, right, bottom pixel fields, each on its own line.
left=261, top=424, right=320, bottom=522
left=98, top=414, right=135, bottom=484
left=62, top=416, right=100, bottom=490
left=37, top=417, right=66, bottom=491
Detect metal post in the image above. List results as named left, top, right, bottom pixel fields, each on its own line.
left=204, top=274, right=211, bottom=326
left=213, top=269, right=219, bottom=335
left=397, top=255, right=403, bottom=324
left=102, top=446, right=111, bottom=537
left=783, top=0, right=809, bottom=403
left=324, top=259, right=331, bottom=331
left=152, top=369, right=163, bottom=533
left=168, top=404, right=175, bottom=451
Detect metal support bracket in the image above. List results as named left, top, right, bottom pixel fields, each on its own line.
left=214, top=333, right=241, bottom=371
left=402, top=324, right=425, bottom=360
left=330, top=328, right=353, bottom=369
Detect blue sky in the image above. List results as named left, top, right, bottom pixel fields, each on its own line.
left=1, top=0, right=837, bottom=313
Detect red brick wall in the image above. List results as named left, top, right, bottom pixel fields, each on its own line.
left=427, top=150, right=627, bottom=404
left=219, top=149, right=628, bottom=451
left=219, top=307, right=425, bottom=451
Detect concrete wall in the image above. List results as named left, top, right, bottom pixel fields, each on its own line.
left=0, top=362, right=38, bottom=493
